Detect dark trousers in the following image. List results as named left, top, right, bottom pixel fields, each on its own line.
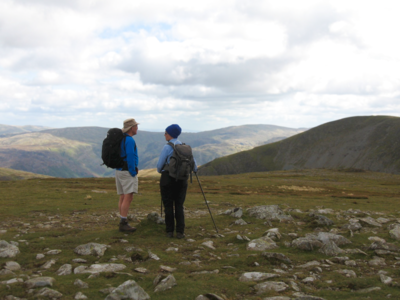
left=160, top=172, right=188, bottom=234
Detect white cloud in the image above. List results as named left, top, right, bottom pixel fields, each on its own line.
left=0, top=0, right=399, bottom=130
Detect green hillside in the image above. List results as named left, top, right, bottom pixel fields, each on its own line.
left=198, top=115, right=400, bottom=175
left=0, top=124, right=303, bottom=178
left=0, top=167, right=52, bottom=180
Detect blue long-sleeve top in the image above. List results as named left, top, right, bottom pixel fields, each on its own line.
left=156, top=138, right=198, bottom=173
left=117, top=134, right=138, bottom=177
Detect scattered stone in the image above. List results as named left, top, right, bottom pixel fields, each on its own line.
left=369, top=236, right=386, bottom=243
left=247, top=236, right=278, bottom=251
left=25, top=277, right=55, bottom=289
left=55, top=264, right=72, bottom=276
left=74, top=292, right=88, bottom=299
left=105, top=280, right=150, bottom=300
left=72, top=258, right=87, bottom=263
left=380, top=274, right=393, bottom=285
left=74, top=279, right=89, bottom=288
left=191, top=269, right=219, bottom=275
left=4, top=261, right=21, bottom=271
left=0, top=269, right=15, bottom=276
left=342, top=221, right=362, bottom=231
left=264, top=228, right=282, bottom=240
left=389, top=225, right=400, bottom=240
left=335, top=269, right=357, bottom=278
left=36, top=254, right=45, bottom=260
left=261, top=252, right=292, bottom=264
left=254, top=281, right=289, bottom=294
left=41, top=259, right=56, bottom=269
left=223, top=207, right=243, bottom=218
left=239, top=272, right=279, bottom=282
left=148, top=250, right=160, bottom=261
left=310, top=213, right=334, bottom=226
left=46, top=249, right=62, bottom=255
left=234, top=219, right=248, bottom=225
left=247, top=205, right=293, bottom=222
left=1, top=278, right=24, bottom=285
left=74, top=243, right=108, bottom=257
left=369, top=256, right=386, bottom=267
left=237, top=235, right=250, bottom=241
left=202, top=241, right=216, bottom=250
left=74, top=263, right=126, bottom=274
left=355, top=287, right=381, bottom=293
left=359, top=217, right=382, bottom=227
left=292, top=237, right=323, bottom=251
left=316, top=232, right=351, bottom=246
left=160, top=265, right=176, bottom=273
left=302, top=276, right=315, bottom=283
left=154, top=274, right=177, bottom=293
left=134, top=267, right=148, bottom=274
left=318, top=240, right=343, bottom=256
left=165, top=247, right=178, bottom=252
left=0, top=241, right=20, bottom=258
left=297, top=261, right=320, bottom=269
left=262, top=297, right=291, bottom=300
left=35, top=288, right=62, bottom=298
left=147, top=212, right=165, bottom=224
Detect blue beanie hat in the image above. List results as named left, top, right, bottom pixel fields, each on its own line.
left=166, top=124, right=181, bottom=138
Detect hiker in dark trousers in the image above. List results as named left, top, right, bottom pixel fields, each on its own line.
left=115, top=118, right=139, bottom=232
left=156, top=124, right=197, bottom=239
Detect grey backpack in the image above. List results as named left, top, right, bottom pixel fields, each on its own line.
left=164, top=142, right=195, bottom=182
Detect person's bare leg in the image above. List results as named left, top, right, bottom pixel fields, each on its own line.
left=120, top=193, right=133, bottom=217
left=119, top=193, right=136, bottom=232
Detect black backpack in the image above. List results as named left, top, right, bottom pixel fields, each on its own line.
left=164, top=142, right=195, bottom=182
left=101, top=128, right=126, bottom=169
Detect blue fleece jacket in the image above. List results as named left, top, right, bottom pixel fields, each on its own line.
left=117, top=134, right=138, bottom=177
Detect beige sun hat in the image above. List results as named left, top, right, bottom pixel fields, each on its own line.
left=122, top=118, right=139, bottom=133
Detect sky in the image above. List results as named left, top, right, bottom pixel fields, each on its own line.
left=0, top=0, right=399, bottom=132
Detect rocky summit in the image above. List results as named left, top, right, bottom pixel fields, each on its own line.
left=1, top=169, right=400, bottom=299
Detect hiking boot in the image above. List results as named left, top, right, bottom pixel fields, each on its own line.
left=166, top=232, right=173, bottom=238
left=119, top=220, right=136, bottom=233
left=176, top=232, right=185, bottom=239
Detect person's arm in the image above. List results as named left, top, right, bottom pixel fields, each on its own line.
left=157, top=145, right=173, bottom=173
left=125, top=138, right=138, bottom=177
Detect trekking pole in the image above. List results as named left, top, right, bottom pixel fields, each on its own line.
left=194, top=172, right=218, bottom=234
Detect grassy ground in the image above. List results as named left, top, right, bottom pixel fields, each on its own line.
left=1, top=169, right=400, bottom=299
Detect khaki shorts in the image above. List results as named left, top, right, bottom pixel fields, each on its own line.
left=115, top=170, right=138, bottom=195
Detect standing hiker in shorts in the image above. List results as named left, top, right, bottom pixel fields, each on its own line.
left=156, top=124, right=197, bottom=239
left=115, top=118, right=139, bottom=232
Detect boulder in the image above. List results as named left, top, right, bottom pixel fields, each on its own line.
left=247, top=236, right=278, bottom=251
left=247, top=205, right=293, bottom=222
left=25, top=277, right=55, bottom=289
left=147, top=212, right=165, bottom=224
left=239, top=272, right=279, bottom=282
left=254, top=281, right=289, bottom=294
left=0, top=241, right=20, bottom=258
left=105, top=280, right=150, bottom=300
left=74, top=263, right=126, bottom=274
left=292, top=237, right=323, bottom=251
left=154, top=274, right=177, bottom=293
left=35, top=288, right=62, bottom=298
left=56, top=264, right=72, bottom=276
left=74, top=243, right=108, bottom=257
left=261, top=252, right=292, bottom=264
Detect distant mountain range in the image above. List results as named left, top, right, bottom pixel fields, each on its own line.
left=0, top=124, right=304, bottom=178
left=198, top=116, right=400, bottom=175
left=0, top=124, right=52, bottom=137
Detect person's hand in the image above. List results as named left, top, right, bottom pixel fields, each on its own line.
left=135, top=167, right=139, bottom=174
